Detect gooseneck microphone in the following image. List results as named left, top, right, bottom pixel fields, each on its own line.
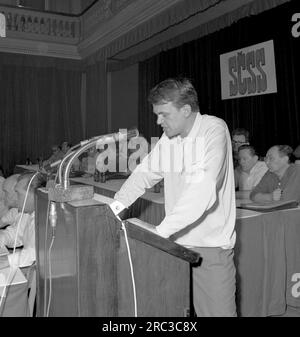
left=48, top=128, right=139, bottom=202
left=64, top=128, right=139, bottom=186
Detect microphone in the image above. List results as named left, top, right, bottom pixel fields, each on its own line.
left=91, top=128, right=139, bottom=148
left=44, top=128, right=139, bottom=171
left=43, top=160, right=61, bottom=171
left=45, top=128, right=139, bottom=172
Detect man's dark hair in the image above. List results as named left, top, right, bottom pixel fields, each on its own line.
left=148, top=77, right=199, bottom=112
left=293, top=145, right=300, bottom=159
left=275, top=145, right=294, bottom=163
left=238, top=144, right=257, bottom=157
left=232, top=128, right=250, bottom=143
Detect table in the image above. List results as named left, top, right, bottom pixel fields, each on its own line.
left=235, top=207, right=300, bottom=316
left=67, top=178, right=300, bottom=316
left=14, top=164, right=39, bottom=174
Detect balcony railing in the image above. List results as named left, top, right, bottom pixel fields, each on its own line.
left=0, top=5, right=81, bottom=44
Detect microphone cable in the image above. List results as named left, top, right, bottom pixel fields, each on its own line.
left=43, top=170, right=59, bottom=317
left=115, top=214, right=137, bottom=317
left=43, top=198, right=50, bottom=317
left=46, top=212, right=56, bottom=317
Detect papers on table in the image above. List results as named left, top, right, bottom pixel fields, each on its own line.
left=236, top=208, right=261, bottom=219
left=126, top=217, right=158, bottom=234
left=238, top=200, right=299, bottom=212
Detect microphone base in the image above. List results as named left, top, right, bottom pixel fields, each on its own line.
left=48, top=185, right=94, bottom=202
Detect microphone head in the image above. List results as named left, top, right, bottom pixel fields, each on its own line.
left=127, top=127, right=139, bottom=139
left=96, top=128, right=139, bottom=149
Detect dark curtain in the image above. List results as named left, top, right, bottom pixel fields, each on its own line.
left=0, top=53, right=83, bottom=175
left=85, top=61, right=108, bottom=138
left=138, top=54, right=162, bottom=142
left=138, top=0, right=300, bottom=157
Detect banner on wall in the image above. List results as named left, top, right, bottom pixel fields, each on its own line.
left=220, top=40, right=277, bottom=100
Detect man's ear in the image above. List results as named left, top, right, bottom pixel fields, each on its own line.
left=181, top=104, right=192, bottom=117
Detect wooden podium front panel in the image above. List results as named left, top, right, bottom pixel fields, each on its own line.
left=117, top=234, right=191, bottom=317
left=36, top=190, right=119, bottom=317
left=36, top=190, right=78, bottom=316
left=77, top=205, right=119, bottom=316
left=36, top=190, right=193, bottom=317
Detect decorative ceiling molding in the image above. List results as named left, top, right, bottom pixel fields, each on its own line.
left=0, top=0, right=182, bottom=59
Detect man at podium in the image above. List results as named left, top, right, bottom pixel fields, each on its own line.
left=114, top=78, right=236, bottom=317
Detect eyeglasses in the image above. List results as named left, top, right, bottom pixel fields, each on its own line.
left=232, top=141, right=249, bottom=145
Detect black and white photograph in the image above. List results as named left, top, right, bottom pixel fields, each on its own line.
left=0, top=0, right=299, bottom=324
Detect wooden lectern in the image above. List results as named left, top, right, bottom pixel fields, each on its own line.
left=35, top=189, right=200, bottom=317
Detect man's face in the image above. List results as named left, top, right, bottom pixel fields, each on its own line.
left=232, top=134, right=248, bottom=154
left=52, top=146, right=59, bottom=154
left=153, top=102, right=187, bottom=139
left=15, top=178, right=35, bottom=213
left=238, top=149, right=257, bottom=172
left=61, top=142, right=69, bottom=154
left=2, top=176, right=19, bottom=208
left=265, top=147, right=287, bottom=173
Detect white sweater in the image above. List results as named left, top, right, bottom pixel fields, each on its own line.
left=115, top=113, right=236, bottom=249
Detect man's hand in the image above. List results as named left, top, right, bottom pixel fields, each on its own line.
left=272, top=188, right=282, bottom=201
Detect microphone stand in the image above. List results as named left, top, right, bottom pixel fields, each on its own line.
left=48, top=140, right=96, bottom=202
left=63, top=138, right=98, bottom=190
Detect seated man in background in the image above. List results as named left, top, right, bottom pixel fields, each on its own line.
left=293, top=144, right=300, bottom=164
left=231, top=128, right=250, bottom=168
left=61, top=141, right=81, bottom=172
left=0, top=174, right=20, bottom=228
left=61, top=141, right=71, bottom=155
left=0, top=176, right=7, bottom=219
left=250, top=145, right=300, bottom=203
left=235, top=145, right=268, bottom=199
left=0, top=173, right=46, bottom=268
left=82, top=146, right=99, bottom=175
left=43, top=144, right=64, bottom=167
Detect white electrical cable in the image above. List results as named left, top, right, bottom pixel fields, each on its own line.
left=44, top=170, right=58, bottom=317
left=116, top=215, right=137, bottom=317
left=0, top=172, right=39, bottom=311
left=106, top=199, right=137, bottom=316
left=43, top=199, right=50, bottom=317
left=46, top=232, right=55, bottom=317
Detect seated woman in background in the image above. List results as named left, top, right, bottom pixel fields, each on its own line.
left=43, top=144, right=64, bottom=166
left=235, top=145, right=268, bottom=199
left=250, top=145, right=300, bottom=203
